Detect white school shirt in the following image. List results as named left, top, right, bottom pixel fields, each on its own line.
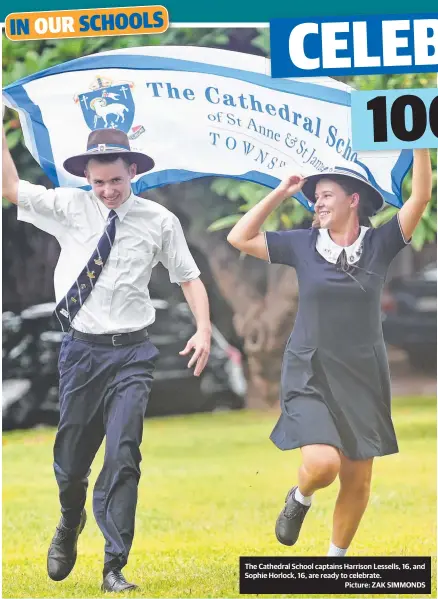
left=17, top=180, right=201, bottom=334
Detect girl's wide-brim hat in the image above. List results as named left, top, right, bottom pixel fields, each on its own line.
left=302, top=167, right=385, bottom=214
left=63, top=129, right=155, bottom=177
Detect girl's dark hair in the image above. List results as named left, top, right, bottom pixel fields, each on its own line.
left=311, top=175, right=374, bottom=229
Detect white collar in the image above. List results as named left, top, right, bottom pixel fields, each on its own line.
left=92, top=192, right=134, bottom=223
left=316, top=227, right=369, bottom=265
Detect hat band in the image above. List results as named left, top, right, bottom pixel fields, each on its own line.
left=333, top=166, right=369, bottom=183
left=87, top=143, right=130, bottom=153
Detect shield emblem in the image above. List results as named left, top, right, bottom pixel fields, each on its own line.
left=78, top=84, right=134, bottom=133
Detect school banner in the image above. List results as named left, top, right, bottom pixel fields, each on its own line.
left=2, top=45, right=411, bottom=210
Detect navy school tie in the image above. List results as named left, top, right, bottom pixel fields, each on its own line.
left=54, top=209, right=118, bottom=332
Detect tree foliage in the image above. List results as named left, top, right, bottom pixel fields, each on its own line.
left=208, top=179, right=312, bottom=233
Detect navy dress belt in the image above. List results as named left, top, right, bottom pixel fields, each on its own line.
left=68, top=327, right=149, bottom=347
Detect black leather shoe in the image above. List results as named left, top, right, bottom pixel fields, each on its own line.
left=275, top=486, right=310, bottom=546
left=102, top=569, right=138, bottom=593
left=47, top=510, right=87, bottom=581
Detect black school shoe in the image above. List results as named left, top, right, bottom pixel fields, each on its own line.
left=47, top=509, right=87, bottom=581
left=102, top=569, right=138, bottom=592
left=275, top=486, right=310, bottom=546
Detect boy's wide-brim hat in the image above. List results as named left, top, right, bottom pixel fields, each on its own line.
left=302, top=167, right=385, bottom=214
left=63, top=129, right=155, bottom=177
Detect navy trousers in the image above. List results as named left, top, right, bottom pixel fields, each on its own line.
left=53, top=333, right=159, bottom=572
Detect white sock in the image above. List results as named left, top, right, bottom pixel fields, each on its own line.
left=294, top=487, right=312, bottom=506
left=327, top=542, right=348, bottom=557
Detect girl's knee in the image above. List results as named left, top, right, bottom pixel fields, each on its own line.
left=302, top=446, right=341, bottom=486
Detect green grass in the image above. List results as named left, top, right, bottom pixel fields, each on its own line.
left=3, top=396, right=436, bottom=598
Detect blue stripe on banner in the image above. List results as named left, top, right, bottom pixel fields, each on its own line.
left=390, top=149, right=413, bottom=201
left=76, top=169, right=314, bottom=211
left=78, top=162, right=407, bottom=211
left=133, top=169, right=293, bottom=197
left=3, top=54, right=351, bottom=107
left=131, top=168, right=404, bottom=210
left=3, top=89, right=39, bottom=167
left=3, top=86, right=59, bottom=187
left=354, top=154, right=410, bottom=208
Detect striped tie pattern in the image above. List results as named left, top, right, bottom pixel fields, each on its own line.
left=54, top=209, right=118, bottom=332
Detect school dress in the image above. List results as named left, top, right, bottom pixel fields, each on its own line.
left=265, top=214, right=409, bottom=460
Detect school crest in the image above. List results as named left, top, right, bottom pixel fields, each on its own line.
left=75, top=76, right=135, bottom=134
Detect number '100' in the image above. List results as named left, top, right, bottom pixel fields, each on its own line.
left=367, top=95, right=438, bottom=143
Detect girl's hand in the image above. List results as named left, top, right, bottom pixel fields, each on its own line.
left=277, top=174, right=306, bottom=199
